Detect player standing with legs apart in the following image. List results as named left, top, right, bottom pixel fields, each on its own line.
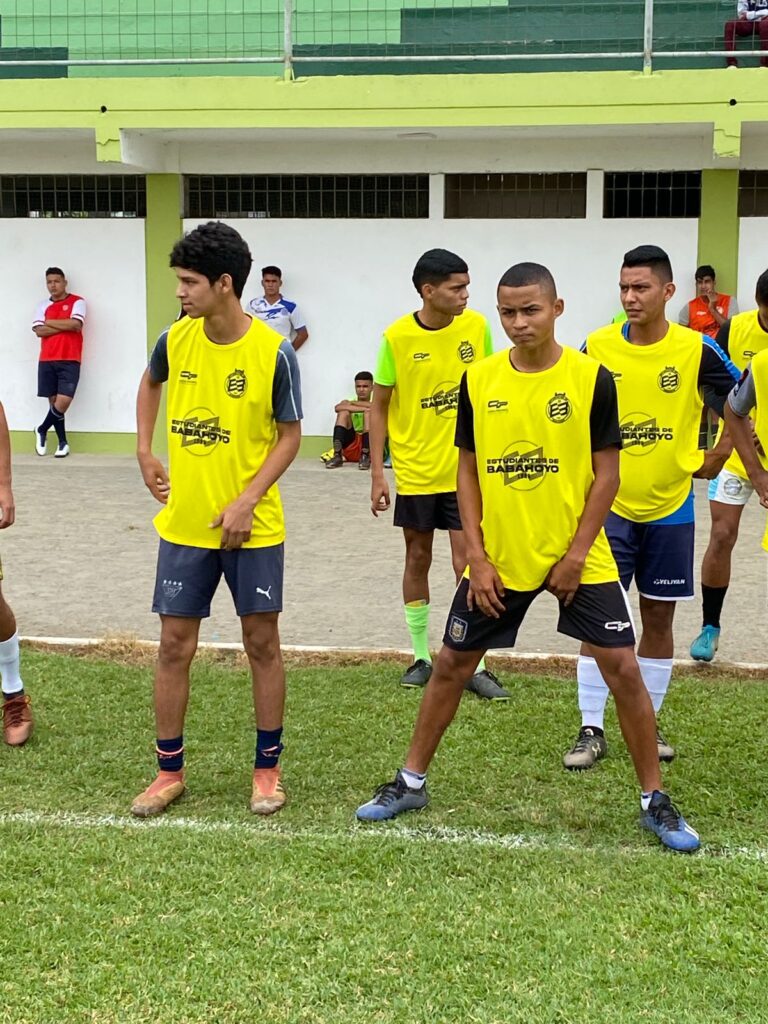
left=563, top=246, right=738, bottom=771
left=0, top=401, right=33, bottom=745
left=690, top=269, right=768, bottom=662
left=132, top=222, right=302, bottom=817
left=357, top=263, right=700, bottom=851
left=369, top=249, right=509, bottom=700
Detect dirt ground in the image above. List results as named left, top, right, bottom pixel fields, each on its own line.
left=2, top=454, right=766, bottom=663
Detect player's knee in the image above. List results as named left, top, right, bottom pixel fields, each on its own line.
left=405, top=539, right=432, bottom=576
left=710, top=518, right=739, bottom=551
left=243, top=625, right=280, bottom=665
left=158, top=630, right=197, bottom=669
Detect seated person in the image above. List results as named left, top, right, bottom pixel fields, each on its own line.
left=326, top=371, right=373, bottom=471
left=725, top=1, right=768, bottom=67
left=678, top=265, right=738, bottom=338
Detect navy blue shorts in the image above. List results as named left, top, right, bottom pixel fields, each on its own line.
left=604, top=511, right=694, bottom=601
left=443, top=577, right=635, bottom=652
left=38, top=360, right=81, bottom=398
left=393, top=492, right=462, bottom=532
left=152, top=539, right=284, bottom=618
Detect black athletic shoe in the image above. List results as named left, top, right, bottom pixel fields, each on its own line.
left=464, top=669, right=510, bottom=701
left=400, top=659, right=432, bottom=688
left=563, top=726, right=608, bottom=770
left=325, top=452, right=344, bottom=469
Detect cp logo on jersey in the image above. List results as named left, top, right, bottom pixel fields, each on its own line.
left=657, top=366, right=680, bottom=393
left=546, top=392, right=572, bottom=424
left=225, top=368, right=247, bottom=399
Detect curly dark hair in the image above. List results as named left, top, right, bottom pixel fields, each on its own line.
left=170, top=222, right=253, bottom=299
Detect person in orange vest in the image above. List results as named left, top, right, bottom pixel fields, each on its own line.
left=678, top=265, right=738, bottom=339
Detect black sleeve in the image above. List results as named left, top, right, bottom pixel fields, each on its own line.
left=715, top=319, right=731, bottom=357
left=454, top=372, right=475, bottom=451
left=148, top=330, right=169, bottom=383
left=590, top=365, right=622, bottom=451
left=698, top=341, right=740, bottom=417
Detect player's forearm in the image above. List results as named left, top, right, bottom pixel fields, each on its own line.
left=136, top=370, right=163, bottom=456
left=566, top=451, right=619, bottom=564
left=33, top=325, right=57, bottom=337
left=238, top=420, right=302, bottom=507
left=292, top=329, right=308, bottom=351
left=369, top=391, right=390, bottom=475
left=724, top=405, right=765, bottom=482
left=0, top=403, right=12, bottom=486
left=457, top=450, right=487, bottom=563
left=45, top=318, right=82, bottom=331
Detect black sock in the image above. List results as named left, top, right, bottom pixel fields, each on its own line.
left=332, top=426, right=345, bottom=454
left=3, top=689, right=24, bottom=702
left=38, top=407, right=55, bottom=434
left=702, top=584, right=728, bottom=629
left=51, top=405, right=67, bottom=445
left=583, top=725, right=604, bottom=737
left=361, top=431, right=370, bottom=453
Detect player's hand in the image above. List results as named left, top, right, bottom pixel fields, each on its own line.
left=138, top=453, right=170, bottom=504
left=546, top=554, right=585, bottom=607
left=210, top=498, right=254, bottom=550
left=693, top=449, right=728, bottom=479
left=0, top=485, right=15, bottom=529
left=753, top=470, right=768, bottom=509
left=467, top=558, right=505, bottom=619
left=371, top=474, right=390, bottom=517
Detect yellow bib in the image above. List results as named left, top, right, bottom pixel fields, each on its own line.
left=385, top=309, right=490, bottom=495
left=722, top=311, right=768, bottom=480
left=466, top=346, right=618, bottom=591
left=587, top=322, right=703, bottom=522
left=155, top=316, right=286, bottom=549
left=747, top=348, right=768, bottom=552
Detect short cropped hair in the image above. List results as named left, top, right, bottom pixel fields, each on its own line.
left=622, top=245, right=673, bottom=284
left=170, top=222, right=253, bottom=299
left=412, top=249, right=468, bottom=296
left=262, top=265, right=282, bottom=278
left=695, top=264, right=716, bottom=281
left=497, top=262, right=557, bottom=298
left=45, top=266, right=65, bottom=278
left=756, top=269, right=768, bottom=306
left=354, top=371, right=373, bottom=382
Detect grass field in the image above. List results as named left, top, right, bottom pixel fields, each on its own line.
left=2, top=648, right=768, bottom=1024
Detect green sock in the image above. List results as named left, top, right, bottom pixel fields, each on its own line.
left=404, top=601, right=431, bottom=663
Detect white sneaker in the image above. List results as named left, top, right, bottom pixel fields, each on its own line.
left=54, top=442, right=70, bottom=458
left=34, top=428, right=47, bottom=456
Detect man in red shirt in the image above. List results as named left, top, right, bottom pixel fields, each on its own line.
left=32, top=267, right=87, bottom=458
left=678, top=265, right=738, bottom=340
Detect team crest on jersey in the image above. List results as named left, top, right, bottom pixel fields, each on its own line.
left=657, top=366, right=680, bottom=393
left=448, top=615, right=468, bottom=643
left=420, top=380, right=460, bottom=418
left=457, top=341, right=475, bottom=364
left=546, top=392, right=572, bottom=424
left=486, top=440, right=560, bottom=490
left=225, top=368, right=247, bottom=398
left=620, top=412, right=674, bottom=455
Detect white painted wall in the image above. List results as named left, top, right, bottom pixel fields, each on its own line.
left=1, top=220, right=147, bottom=433
left=737, top=219, right=768, bottom=311
left=190, top=217, right=699, bottom=437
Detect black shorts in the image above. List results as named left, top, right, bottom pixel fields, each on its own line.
left=38, top=360, right=81, bottom=399
left=393, top=492, right=462, bottom=532
left=443, top=577, right=636, bottom=652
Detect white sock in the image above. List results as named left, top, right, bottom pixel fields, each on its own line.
left=637, top=657, right=673, bottom=715
left=400, top=767, right=426, bottom=790
left=0, top=632, right=23, bottom=695
left=577, top=655, right=608, bottom=730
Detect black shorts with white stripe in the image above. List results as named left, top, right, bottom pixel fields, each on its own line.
left=443, top=578, right=635, bottom=652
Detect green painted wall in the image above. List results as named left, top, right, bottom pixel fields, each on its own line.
left=698, top=170, right=740, bottom=297
left=11, top=431, right=334, bottom=459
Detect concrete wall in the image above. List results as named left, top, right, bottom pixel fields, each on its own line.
left=738, top=218, right=768, bottom=311
left=1, top=219, right=147, bottom=433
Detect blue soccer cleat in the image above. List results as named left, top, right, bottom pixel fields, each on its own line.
left=690, top=625, right=720, bottom=663
left=356, top=771, right=429, bottom=821
left=641, top=791, right=701, bottom=853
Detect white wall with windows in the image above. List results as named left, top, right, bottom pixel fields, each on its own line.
left=737, top=219, right=768, bottom=312
left=1, top=219, right=147, bottom=434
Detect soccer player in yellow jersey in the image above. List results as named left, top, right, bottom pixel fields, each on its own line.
left=0, top=400, right=33, bottom=746
left=724, top=353, right=768, bottom=516
left=132, top=222, right=302, bottom=818
left=369, top=248, right=509, bottom=700
left=690, top=269, right=768, bottom=663
left=357, top=262, right=700, bottom=851
left=564, top=245, right=738, bottom=772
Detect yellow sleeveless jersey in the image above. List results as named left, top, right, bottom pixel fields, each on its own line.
left=154, top=316, right=286, bottom=549
left=742, top=349, right=768, bottom=551
left=464, top=346, right=618, bottom=591
left=586, top=321, right=704, bottom=522
left=722, top=311, right=768, bottom=480
left=376, top=309, right=492, bottom=495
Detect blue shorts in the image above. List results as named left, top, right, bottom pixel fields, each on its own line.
left=605, top=511, right=694, bottom=601
left=152, top=539, right=284, bottom=618
left=38, top=360, right=80, bottom=398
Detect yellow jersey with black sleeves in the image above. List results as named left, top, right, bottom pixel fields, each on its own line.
left=456, top=346, right=620, bottom=591
left=151, top=315, right=300, bottom=549
left=586, top=321, right=736, bottom=523
left=374, top=309, right=492, bottom=495
left=721, top=310, right=768, bottom=480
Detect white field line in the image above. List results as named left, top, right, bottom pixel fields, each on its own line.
left=19, top=636, right=768, bottom=671
left=1, top=809, right=767, bottom=863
